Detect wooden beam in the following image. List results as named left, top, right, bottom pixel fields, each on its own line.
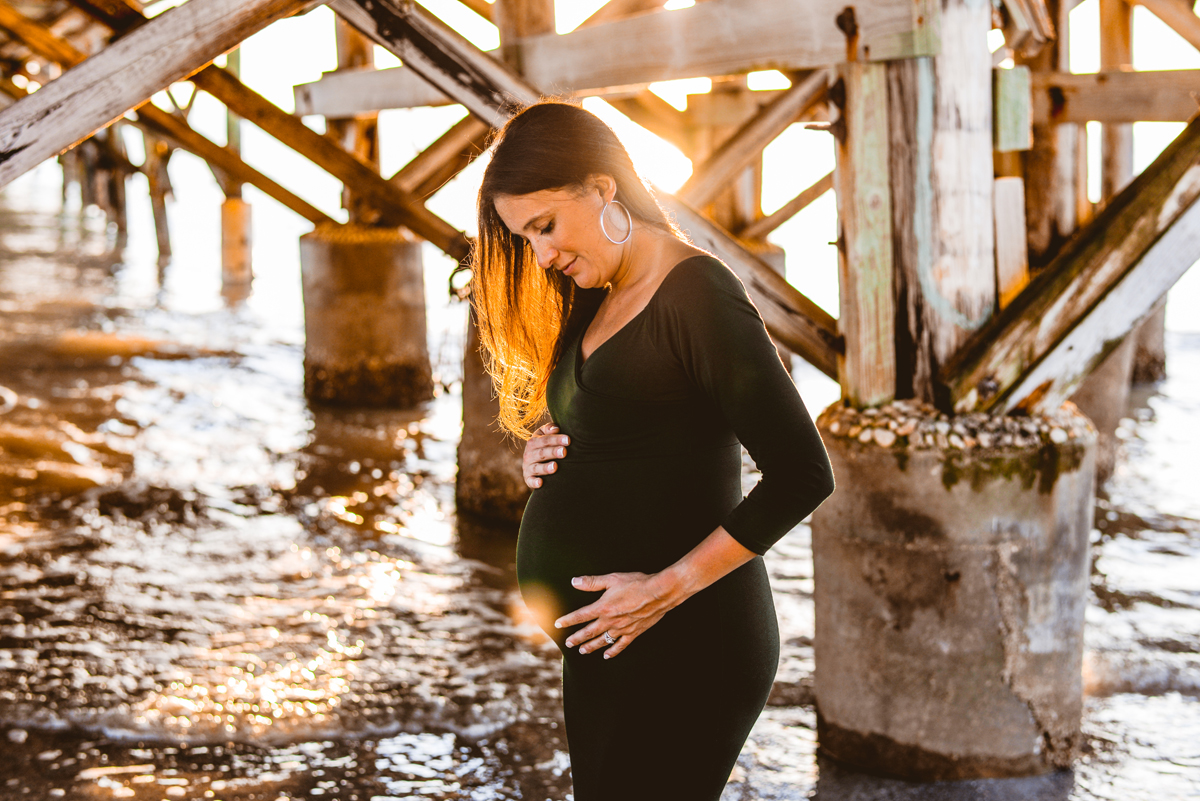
left=579, top=0, right=665, bottom=29
left=888, top=0, right=995, bottom=405
left=1001, top=0, right=1056, bottom=57
left=1017, top=0, right=1077, bottom=267
left=994, top=176, right=1030, bottom=309
left=0, top=3, right=84, bottom=65
left=457, top=0, right=494, bottom=23
left=191, top=65, right=468, bottom=258
left=607, top=91, right=693, bottom=152
left=678, top=69, right=829, bottom=209
left=298, top=0, right=939, bottom=116
left=739, top=171, right=833, bottom=240
left=1136, top=0, right=1200, bottom=52
left=1031, top=69, right=1200, bottom=124
left=834, top=60, right=895, bottom=407
left=332, top=0, right=841, bottom=377
left=522, top=0, right=939, bottom=95
left=1100, top=0, right=1134, bottom=198
left=0, top=3, right=331, bottom=225
left=994, top=65, right=1032, bottom=152
left=941, top=114, right=1200, bottom=413
left=64, top=0, right=471, bottom=259
left=0, top=0, right=316, bottom=189
left=390, top=112, right=491, bottom=198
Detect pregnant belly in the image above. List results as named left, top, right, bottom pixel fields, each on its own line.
left=515, top=445, right=741, bottom=641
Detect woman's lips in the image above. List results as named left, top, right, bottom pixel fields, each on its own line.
left=561, top=258, right=577, bottom=275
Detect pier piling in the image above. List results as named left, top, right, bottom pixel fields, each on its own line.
left=300, top=224, right=432, bottom=408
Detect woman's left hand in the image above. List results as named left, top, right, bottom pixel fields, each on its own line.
left=555, top=572, right=681, bottom=659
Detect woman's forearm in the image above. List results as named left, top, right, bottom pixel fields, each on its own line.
left=654, top=526, right=758, bottom=607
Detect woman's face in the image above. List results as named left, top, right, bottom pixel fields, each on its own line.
left=493, top=180, right=624, bottom=290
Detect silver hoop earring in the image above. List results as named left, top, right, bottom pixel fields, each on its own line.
left=599, top=199, right=633, bottom=246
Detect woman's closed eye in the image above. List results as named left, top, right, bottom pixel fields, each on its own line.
left=538, top=220, right=555, bottom=235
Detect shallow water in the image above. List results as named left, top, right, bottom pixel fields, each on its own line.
left=0, top=167, right=1198, bottom=800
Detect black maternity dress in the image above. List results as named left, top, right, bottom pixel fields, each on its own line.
left=516, top=254, right=835, bottom=800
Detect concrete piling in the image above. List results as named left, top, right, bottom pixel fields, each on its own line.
left=300, top=223, right=432, bottom=408
left=456, top=310, right=529, bottom=523
left=812, top=399, right=1096, bottom=781
left=221, top=197, right=252, bottom=296
left=1069, top=333, right=1135, bottom=487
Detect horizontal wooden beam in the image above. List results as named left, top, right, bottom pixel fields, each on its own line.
left=1032, top=69, right=1200, bottom=124
left=941, top=113, right=1200, bottom=414
left=739, top=170, right=833, bottom=240
left=678, top=69, right=829, bottom=209
left=522, top=0, right=939, bottom=95
left=0, top=0, right=316, bottom=189
left=297, top=0, right=939, bottom=116
left=333, top=0, right=840, bottom=376
left=579, top=0, right=665, bottom=29
left=1135, top=0, right=1200, bottom=52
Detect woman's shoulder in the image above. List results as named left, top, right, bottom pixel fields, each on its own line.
left=658, top=252, right=748, bottom=305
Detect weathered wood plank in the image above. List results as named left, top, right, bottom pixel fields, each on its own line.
left=888, top=0, right=995, bottom=405
left=941, top=114, right=1200, bottom=413
left=0, top=0, right=316, bottom=189
left=1017, top=0, right=1077, bottom=267
left=67, top=0, right=471, bottom=258
left=0, top=2, right=333, bottom=224
left=333, top=0, right=841, bottom=377
left=298, top=0, right=939, bottom=115
left=834, top=60, right=894, bottom=407
left=1031, top=69, right=1200, bottom=124
left=192, top=66, right=469, bottom=258
left=579, top=0, right=665, bottom=29
left=389, top=113, right=491, bottom=198
left=1001, top=192, right=1200, bottom=413
left=739, top=171, right=833, bottom=240
left=994, top=176, right=1030, bottom=309
left=1136, top=0, right=1200, bottom=52
left=678, top=69, right=829, bottom=209
left=1001, top=0, right=1056, bottom=57
left=1100, top=0, right=1133, bottom=198
left=457, top=0, right=494, bottom=23
left=523, top=0, right=940, bottom=95
left=0, top=3, right=83, bottom=64
left=994, top=65, right=1031, bottom=152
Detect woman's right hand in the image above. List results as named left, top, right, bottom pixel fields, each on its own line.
left=524, top=423, right=569, bottom=489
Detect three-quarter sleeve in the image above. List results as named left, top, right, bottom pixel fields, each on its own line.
left=660, top=257, right=835, bottom=555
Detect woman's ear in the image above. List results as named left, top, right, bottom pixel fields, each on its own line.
left=586, top=173, right=617, bottom=204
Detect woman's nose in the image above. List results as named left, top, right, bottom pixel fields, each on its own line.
left=532, top=240, right=558, bottom=269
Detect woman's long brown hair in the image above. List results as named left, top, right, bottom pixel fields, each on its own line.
left=472, top=101, right=680, bottom=440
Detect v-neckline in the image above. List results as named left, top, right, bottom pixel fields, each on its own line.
left=576, top=254, right=706, bottom=370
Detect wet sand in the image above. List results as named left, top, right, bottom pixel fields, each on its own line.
left=1, top=168, right=1198, bottom=800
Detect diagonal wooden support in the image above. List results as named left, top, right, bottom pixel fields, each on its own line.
left=0, top=1, right=333, bottom=224
left=0, top=0, right=317, bottom=188
left=678, top=69, right=830, bottom=209
left=941, top=114, right=1200, bottom=414
left=739, top=170, right=833, bottom=240
left=189, top=66, right=470, bottom=259
left=1136, top=0, right=1200, bottom=52
left=66, top=0, right=470, bottom=260
left=390, top=112, right=491, bottom=199
left=330, top=0, right=840, bottom=377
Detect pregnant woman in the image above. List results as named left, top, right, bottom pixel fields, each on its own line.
left=471, top=101, right=835, bottom=799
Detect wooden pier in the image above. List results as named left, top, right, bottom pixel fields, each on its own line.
left=2, top=0, right=1199, bottom=782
